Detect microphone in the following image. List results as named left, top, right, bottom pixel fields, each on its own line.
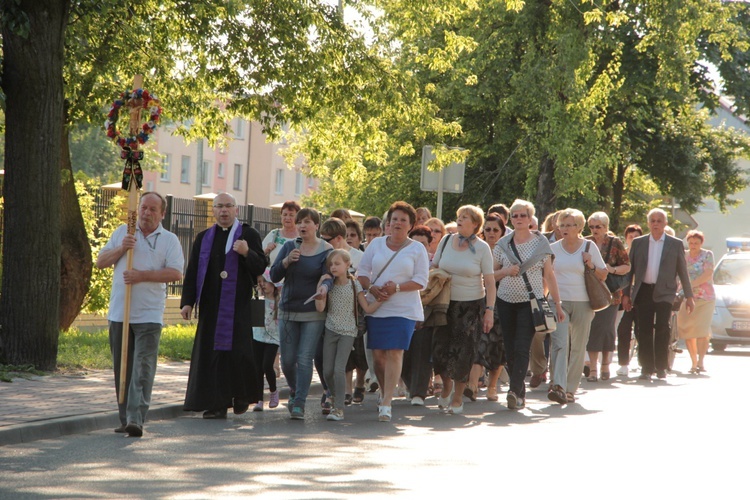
left=294, top=237, right=302, bottom=249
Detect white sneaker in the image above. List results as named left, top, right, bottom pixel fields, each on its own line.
left=411, top=396, right=425, bottom=406
left=616, top=365, right=629, bottom=377
left=326, top=409, right=344, bottom=421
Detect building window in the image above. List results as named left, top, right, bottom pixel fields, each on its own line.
left=233, top=163, right=242, bottom=190
left=180, top=155, right=190, bottom=183
left=275, top=169, right=284, bottom=195
left=201, top=160, right=212, bottom=186
left=295, top=171, right=303, bottom=196
left=234, top=119, right=244, bottom=139
left=146, top=181, right=154, bottom=192
left=218, top=162, right=225, bottom=179
left=307, top=176, right=315, bottom=189
left=160, top=154, right=171, bottom=181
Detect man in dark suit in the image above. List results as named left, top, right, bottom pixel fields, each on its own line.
left=622, top=208, right=694, bottom=380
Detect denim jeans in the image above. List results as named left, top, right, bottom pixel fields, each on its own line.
left=109, top=322, right=162, bottom=426
left=497, top=299, right=535, bottom=399
left=279, top=318, right=325, bottom=410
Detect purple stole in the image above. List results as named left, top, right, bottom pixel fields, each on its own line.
left=195, top=221, right=242, bottom=351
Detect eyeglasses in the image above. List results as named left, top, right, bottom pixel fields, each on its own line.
left=589, top=224, right=603, bottom=230
left=510, top=213, right=528, bottom=219
left=558, top=223, right=577, bottom=229
left=484, top=227, right=502, bottom=233
left=431, top=229, right=444, bottom=234
left=321, top=235, right=334, bottom=243
left=213, top=204, right=235, bottom=209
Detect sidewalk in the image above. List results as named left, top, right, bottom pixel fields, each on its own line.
left=0, top=361, right=298, bottom=447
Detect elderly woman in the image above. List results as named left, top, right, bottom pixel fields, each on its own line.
left=585, top=212, right=631, bottom=381
left=358, top=201, right=429, bottom=422
left=269, top=208, right=332, bottom=420
left=472, top=214, right=507, bottom=401
left=431, top=205, right=496, bottom=414
left=400, top=225, right=435, bottom=406
left=495, top=200, right=564, bottom=410
left=425, top=217, right=447, bottom=261
left=677, top=230, right=715, bottom=374
left=548, top=209, right=607, bottom=403
left=262, top=201, right=300, bottom=269
left=615, top=224, right=643, bottom=376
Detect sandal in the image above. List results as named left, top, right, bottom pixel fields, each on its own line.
left=352, top=386, right=365, bottom=403
left=600, top=370, right=610, bottom=381
left=565, top=392, right=576, bottom=403
left=487, top=386, right=499, bottom=401
left=463, top=385, right=477, bottom=402
left=587, top=371, right=598, bottom=382
left=547, top=385, right=567, bottom=405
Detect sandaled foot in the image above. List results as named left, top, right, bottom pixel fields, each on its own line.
left=565, top=392, right=576, bottom=404
left=587, top=371, right=598, bottom=382
left=600, top=370, right=610, bottom=381
left=487, top=387, right=498, bottom=401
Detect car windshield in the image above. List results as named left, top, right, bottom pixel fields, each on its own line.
left=714, top=257, right=750, bottom=286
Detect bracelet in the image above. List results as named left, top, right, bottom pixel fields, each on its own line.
left=485, top=305, right=494, bottom=311
left=395, top=283, right=400, bottom=293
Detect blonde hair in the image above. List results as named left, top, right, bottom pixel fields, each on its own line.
left=457, top=205, right=485, bottom=234
left=509, top=199, right=535, bottom=219
left=557, top=208, right=586, bottom=233
left=326, top=248, right=352, bottom=272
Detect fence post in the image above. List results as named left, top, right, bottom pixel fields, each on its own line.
left=164, top=195, right=173, bottom=231
left=247, top=203, right=255, bottom=227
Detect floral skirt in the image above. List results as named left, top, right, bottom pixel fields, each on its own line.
left=474, top=308, right=505, bottom=370
left=432, top=298, right=484, bottom=383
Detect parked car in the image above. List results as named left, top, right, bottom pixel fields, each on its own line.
left=711, top=238, right=750, bottom=352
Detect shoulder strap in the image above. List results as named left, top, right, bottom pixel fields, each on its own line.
left=350, top=276, right=359, bottom=328
left=370, top=239, right=412, bottom=285
left=435, top=234, right=452, bottom=265
left=509, top=238, right=536, bottom=300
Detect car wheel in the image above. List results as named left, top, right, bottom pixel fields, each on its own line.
left=711, top=342, right=726, bottom=353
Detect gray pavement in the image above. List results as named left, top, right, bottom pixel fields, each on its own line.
left=0, top=361, right=300, bottom=447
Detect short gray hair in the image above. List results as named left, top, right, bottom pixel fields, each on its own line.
left=588, top=211, right=610, bottom=228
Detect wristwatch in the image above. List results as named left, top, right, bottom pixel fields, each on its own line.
left=395, top=283, right=401, bottom=293
left=485, top=305, right=495, bottom=311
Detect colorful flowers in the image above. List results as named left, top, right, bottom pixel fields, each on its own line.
left=104, top=88, right=162, bottom=149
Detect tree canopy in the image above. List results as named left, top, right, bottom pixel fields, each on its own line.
left=291, top=0, right=750, bottom=229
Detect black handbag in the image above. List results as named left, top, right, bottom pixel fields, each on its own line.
left=250, top=288, right=266, bottom=327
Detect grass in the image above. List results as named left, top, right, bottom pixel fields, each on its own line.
left=56, top=324, right=195, bottom=371
left=0, top=364, right=45, bottom=383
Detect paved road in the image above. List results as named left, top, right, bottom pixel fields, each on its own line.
left=1, top=350, right=748, bottom=499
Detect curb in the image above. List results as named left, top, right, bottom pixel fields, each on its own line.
left=0, top=385, right=306, bottom=447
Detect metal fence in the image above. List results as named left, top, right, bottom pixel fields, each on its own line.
left=1, top=188, right=281, bottom=296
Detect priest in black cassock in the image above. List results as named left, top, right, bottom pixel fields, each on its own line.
left=180, top=192, right=268, bottom=418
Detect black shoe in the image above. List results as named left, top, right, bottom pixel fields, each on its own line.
left=583, top=365, right=591, bottom=377
left=656, top=369, right=667, bottom=379
left=638, top=372, right=652, bottom=380
left=344, top=394, right=353, bottom=406
left=353, top=387, right=365, bottom=403
left=202, top=409, right=228, bottom=419
left=114, top=424, right=128, bottom=433
left=233, top=399, right=250, bottom=415
left=125, top=423, right=143, bottom=437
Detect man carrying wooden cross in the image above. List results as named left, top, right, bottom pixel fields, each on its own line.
left=96, top=191, right=184, bottom=437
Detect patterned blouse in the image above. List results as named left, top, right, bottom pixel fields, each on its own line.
left=684, top=249, right=715, bottom=301
left=586, top=234, right=630, bottom=305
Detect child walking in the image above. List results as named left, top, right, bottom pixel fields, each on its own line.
left=316, top=249, right=382, bottom=421
left=252, top=270, right=280, bottom=411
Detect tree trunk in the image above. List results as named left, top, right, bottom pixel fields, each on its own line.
left=610, top=163, right=627, bottom=233
left=59, top=121, right=92, bottom=331
left=535, top=154, right=556, bottom=221
left=0, top=0, right=70, bottom=370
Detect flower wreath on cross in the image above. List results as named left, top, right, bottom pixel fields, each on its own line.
left=104, top=88, right=162, bottom=149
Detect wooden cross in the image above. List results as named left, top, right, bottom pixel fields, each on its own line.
left=119, top=74, right=144, bottom=405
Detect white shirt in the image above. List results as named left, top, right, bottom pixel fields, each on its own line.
left=644, top=233, right=665, bottom=284
left=347, top=245, right=364, bottom=273
left=104, top=223, right=184, bottom=324
left=357, top=237, right=429, bottom=321
left=551, top=239, right=606, bottom=302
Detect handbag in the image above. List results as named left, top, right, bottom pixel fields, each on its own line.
left=350, top=276, right=367, bottom=337
left=672, top=291, right=685, bottom=312
left=602, top=236, right=630, bottom=292
left=583, top=241, right=612, bottom=312
left=250, top=287, right=266, bottom=327
left=509, top=238, right=557, bottom=334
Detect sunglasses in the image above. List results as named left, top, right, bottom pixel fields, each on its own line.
left=484, top=227, right=502, bottom=233
left=321, top=235, right=334, bottom=243
left=510, top=213, right=528, bottom=219
left=589, top=224, right=604, bottom=230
